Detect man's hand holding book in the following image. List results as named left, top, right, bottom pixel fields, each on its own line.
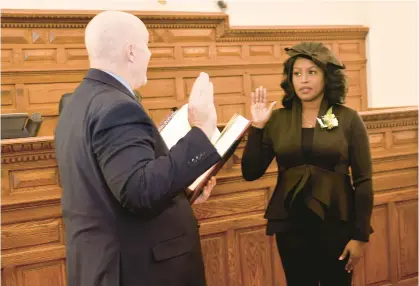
left=159, top=72, right=251, bottom=204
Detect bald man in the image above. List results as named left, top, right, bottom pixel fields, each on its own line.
left=55, top=11, right=220, bottom=286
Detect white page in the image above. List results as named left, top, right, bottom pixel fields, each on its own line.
left=214, top=115, right=249, bottom=156
left=160, top=104, right=190, bottom=150
left=160, top=103, right=220, bottom=149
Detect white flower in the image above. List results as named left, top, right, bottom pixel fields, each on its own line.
left=317, top=107, right=338, bottom=130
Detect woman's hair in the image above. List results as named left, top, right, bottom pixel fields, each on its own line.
left=280, top=55, right=348, bottom=109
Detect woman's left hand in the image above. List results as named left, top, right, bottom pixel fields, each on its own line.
left=193, top=177, right=216, bottom=204
left=339, top=240, right=367, bottom=273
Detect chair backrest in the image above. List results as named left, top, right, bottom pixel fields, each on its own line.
left=59, top=93, right=73, bottom=115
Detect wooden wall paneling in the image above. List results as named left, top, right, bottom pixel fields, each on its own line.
left=1, top=136, right=67, bottom=286
left=2, top=107, right=417, bottom=286
left=1, top=10, right=369, bottom=136
left=351, top=108, right=418, bottom=286
left=1, top=10, right=417, bottom=286
left=397, top=199, right=418, bottom=281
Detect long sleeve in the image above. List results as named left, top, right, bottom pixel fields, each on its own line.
left=349, top=111, right=374, bottom=241
left=241, top=124, right=275, bottom=181
left=92, top=101, right=221, bottom=216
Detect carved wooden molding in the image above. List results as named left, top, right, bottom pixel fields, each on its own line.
left=1, top=136, right=55, bottom=164
left=1, top=9, right=369, bottom=41
left=361, top=107, right=418, bottom=122
left=365, top=119, right=418, bottom=130
left=361, top=107, right=418, bottom=129
left=1, top=153, right=56, bottom=164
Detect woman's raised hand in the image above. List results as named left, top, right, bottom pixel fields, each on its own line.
left=250, top=86, right=277, bottom=129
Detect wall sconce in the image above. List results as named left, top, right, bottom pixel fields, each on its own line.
left=158, top=0, right=167, bottom=5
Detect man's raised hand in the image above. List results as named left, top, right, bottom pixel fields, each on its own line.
left=188, top=72, right=217, bottom=139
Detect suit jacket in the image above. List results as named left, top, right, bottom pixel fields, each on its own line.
left=55, top=68, right=221, bottom=286
left=241, top=98, right=374, bottom=241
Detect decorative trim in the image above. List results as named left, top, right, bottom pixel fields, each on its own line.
left=2, top=153, right=56, bottom=164
left=2, top=23, right=87, bottom=28
left=0, top=10, right=226, bottom=29
left=365, top=119, right=418, bottom=130
left=1, top=139, right=54, bottom=152
left=1, top=9, right=369, bottom=42
left=361, top=107, right=418, bottom=121
left=217, top=35, right=367, bottom=42
left=147, top=24, right=219, bottom=29
left=1, top=138, right=56, bottom=164
left=361, top=107, right=418, bottom=129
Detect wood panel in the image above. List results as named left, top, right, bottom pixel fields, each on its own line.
left=1, top=10, right=418, bottom=286
left=1, top=10, right=369, bottom=137
left=2, top=107, right=417, bottom=286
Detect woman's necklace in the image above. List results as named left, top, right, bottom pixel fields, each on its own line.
left=302, top=113, right=315, bottom=128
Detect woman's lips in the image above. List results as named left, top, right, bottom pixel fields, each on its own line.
left=299, top=87, right=312, bottom=94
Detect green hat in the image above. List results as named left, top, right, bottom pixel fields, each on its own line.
left=284, top=42, right=345, bottom=69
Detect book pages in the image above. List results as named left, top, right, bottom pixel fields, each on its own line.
left=160, top=103, right=220, bottom=148
left=213, top=115, right=249, bottom=156
left=159, top=104, right=190, bottom=150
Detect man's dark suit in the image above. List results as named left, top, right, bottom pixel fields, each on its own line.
left=55, top=68, right=220, bottom=286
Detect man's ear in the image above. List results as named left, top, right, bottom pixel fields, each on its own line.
left=127, top=44, right=135, bottom=63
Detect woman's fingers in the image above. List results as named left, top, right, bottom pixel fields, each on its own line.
left=251, top=86, right=268, bottom=108
left=262, top=87, right=267, bottom=104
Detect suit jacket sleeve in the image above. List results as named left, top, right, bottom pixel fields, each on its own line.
left=241, top=119, right=275, bottom=181
left=91, top=100, right=221, bottom=216
left=349, top=111, right=374, bottom=242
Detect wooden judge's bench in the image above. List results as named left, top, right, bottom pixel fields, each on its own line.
left=1, top=10, right=418, bottom=286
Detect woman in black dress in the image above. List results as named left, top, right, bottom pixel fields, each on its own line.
left=241, top=42, right=374, bottom=286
